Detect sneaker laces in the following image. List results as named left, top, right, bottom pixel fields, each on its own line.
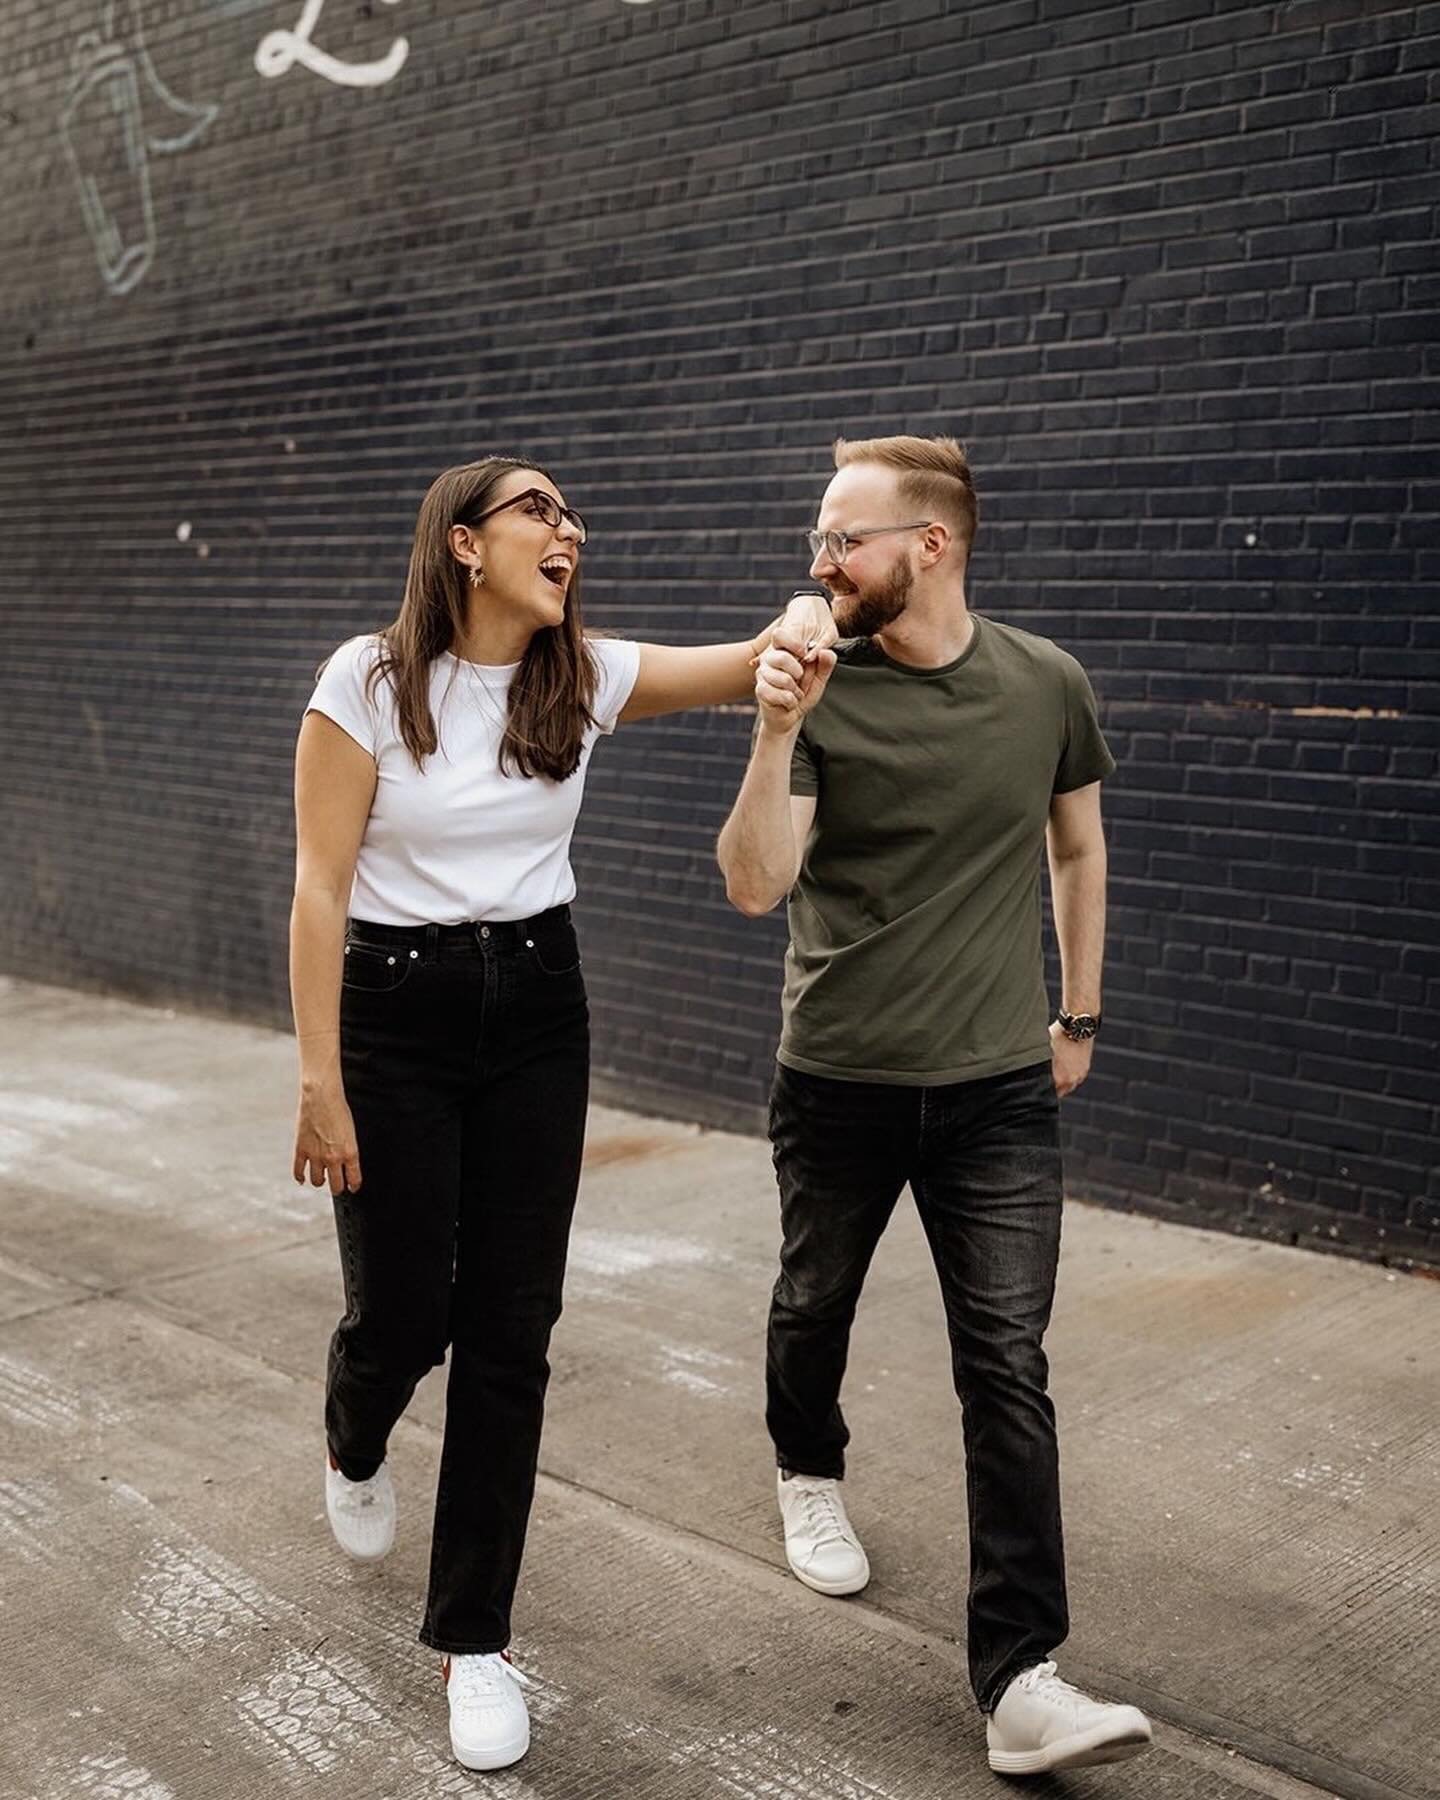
left=447, top=1653, right=530, bottom=1706
left=791, top=1480, right=856, bottom=1547
left=1013, top=1661, right=1085, bottom=1707
left=334, top=1473, right=384, bottom=1515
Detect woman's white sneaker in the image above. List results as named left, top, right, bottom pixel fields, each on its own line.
left=986, top=1661, right=1152, bottom=1773
left=443, top=1652, right=531, bottom=1770
left=324, top=1456, right=395, bottom=1562
left=776, top=1470, right=870, bottom=1595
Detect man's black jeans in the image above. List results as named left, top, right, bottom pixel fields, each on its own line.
left=326, top=907, right=589, bottom=1655
left=766, top=1058, right=1068, bottom=1712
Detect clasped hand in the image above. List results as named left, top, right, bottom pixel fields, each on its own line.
left=757, top=593, right=839, bottom=732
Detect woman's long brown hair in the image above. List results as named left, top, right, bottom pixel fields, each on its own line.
left=369, top=458, right=599, bottom=781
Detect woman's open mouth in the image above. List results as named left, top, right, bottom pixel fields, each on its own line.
left=538, top=557, right=572, bottom=589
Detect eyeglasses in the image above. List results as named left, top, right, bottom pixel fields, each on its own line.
left=469, top=487, right=588, bottom=544
left=805, top=522, right=931, bottom=565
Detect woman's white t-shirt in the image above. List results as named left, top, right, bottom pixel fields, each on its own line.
left=306, top=635, right=641, bottom=925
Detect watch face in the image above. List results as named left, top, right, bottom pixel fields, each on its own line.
left=1062, top=1013, right=1099, bottom=1040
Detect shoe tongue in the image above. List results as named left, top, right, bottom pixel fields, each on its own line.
left=456, top=1658, right=503, bottom=1696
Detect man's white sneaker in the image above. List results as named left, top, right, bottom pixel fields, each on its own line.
left=776, top=1470, right=870, bottom=1596
left=986, top=1661, right=1152, bottom=1774
left=443, top=1652, right=531, bottom=1770
left=324, top=1457, right=395, bottom=1563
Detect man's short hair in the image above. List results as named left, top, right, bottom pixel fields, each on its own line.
left=833, top=434, right=978, bottom=558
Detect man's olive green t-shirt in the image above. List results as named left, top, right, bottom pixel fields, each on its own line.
left=780, top=614, right=1116, bottom=1086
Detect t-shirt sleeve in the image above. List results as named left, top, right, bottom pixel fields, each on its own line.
left=1054, top=655, right=1117, bottom=793
left=305, top=636, right=382, bottom=757
left=590, top=637, right=642, bottom=734
left=789, top=723, right=820, bottom=797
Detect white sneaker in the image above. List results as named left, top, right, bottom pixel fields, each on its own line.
left=776, top=1470, right=870, bottom=1595
left=324, top=1456, right=395, bottom=1563
left=443, top=1651, right=531, bottom=1770
left=986, top=1661, right=1153, bottom=1774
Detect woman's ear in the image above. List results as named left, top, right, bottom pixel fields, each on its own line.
left=449, top=523, right=477, bottom=563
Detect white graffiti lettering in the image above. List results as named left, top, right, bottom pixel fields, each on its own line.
left=68, top=0, right=672, bottom=295
left=255, top=0, right=409, bottom=89
left=62, top=0, right=219, bottom=295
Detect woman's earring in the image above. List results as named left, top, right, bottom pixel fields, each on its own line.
left=469, top=564, right=484, bottom=588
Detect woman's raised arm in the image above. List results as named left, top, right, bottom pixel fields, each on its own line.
left=618, top=592, right=835, bottom=723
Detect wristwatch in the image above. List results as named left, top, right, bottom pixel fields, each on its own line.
left=1056, top=1010, right=1102, bottom=1042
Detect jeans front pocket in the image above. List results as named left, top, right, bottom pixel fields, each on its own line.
left=526, top=921, right=582, bottom=978
left=341, top=940, right=417, bottom=994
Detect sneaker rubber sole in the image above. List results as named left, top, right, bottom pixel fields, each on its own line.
left=450, top=1722, right=530, bottom=1771
left=785, top=1551, right=871, bottom=1596
left=334, top=1533, right=392, bottom=1565
left=987, top=1720, right=1153, bottom=1774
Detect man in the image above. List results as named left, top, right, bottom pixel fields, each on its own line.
left=716, top=435, right=1152, bottom=1777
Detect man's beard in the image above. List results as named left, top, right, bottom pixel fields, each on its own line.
left=830, top=554, right=914, bottom=640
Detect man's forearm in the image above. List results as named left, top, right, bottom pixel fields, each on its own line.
left=717, top=727, right=803, bottom=916
left=1049, top=847, right=1107, bottom=1013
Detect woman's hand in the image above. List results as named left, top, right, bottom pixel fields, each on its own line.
left=294, top=1080, right=362, bottom=1195
left=781, top=590, right=838, bottom=657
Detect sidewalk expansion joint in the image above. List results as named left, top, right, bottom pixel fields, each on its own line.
left=529, top=1466, right=1424, bottom=1800
left=16, top=1256, right=1422, bottom=1800
left=0, top=1230, right=335, bottom=1334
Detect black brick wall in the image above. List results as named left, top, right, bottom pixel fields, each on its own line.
left=2, top=0, right=1437, bottom=1266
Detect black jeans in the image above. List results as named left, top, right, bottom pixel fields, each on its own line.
left=326, top=906, right=590, bottom=1655
left=766, top=1059, right=1068, bottom=1712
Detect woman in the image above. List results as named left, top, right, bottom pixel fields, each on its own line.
left=290, top=456, right=835, bottom=1773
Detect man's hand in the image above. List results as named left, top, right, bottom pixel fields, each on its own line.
left=1049, top=1020, right=1094, bottom=1098
left=754, top=592, right=838, bottom=735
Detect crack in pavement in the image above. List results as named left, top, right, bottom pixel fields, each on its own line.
left=0, top=1242, right=1411, bottom=1800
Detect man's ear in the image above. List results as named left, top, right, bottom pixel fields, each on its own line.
left=920, top=521, right=953, bottom=566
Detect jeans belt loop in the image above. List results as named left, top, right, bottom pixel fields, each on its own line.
left=424, top=922, right=439, bottom=963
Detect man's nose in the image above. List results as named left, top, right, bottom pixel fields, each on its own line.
left=809, top=545, right=834, bottom=581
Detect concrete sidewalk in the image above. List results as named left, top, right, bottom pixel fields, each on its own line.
left=0, top=977, right=1435, bottom=1800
